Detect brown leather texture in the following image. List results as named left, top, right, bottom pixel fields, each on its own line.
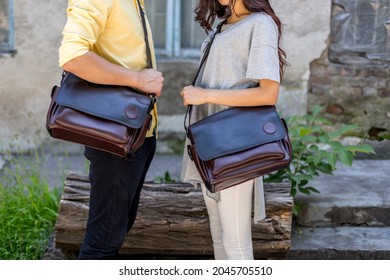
left=46, top=83, right=152, bottom=158
left=186, top=108, right=292, bottom=193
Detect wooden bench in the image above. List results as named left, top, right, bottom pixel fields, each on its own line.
left=54, top=173, right=293, bottom=259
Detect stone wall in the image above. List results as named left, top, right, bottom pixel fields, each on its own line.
left=308, top=50, right=390, bottom=137
left=307, top=0, right=390, bottom=138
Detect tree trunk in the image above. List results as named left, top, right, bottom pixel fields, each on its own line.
left=55, top=173, right=293, bottom=259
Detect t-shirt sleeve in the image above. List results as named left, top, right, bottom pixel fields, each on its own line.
left=246, top=16, right=280, bottom=83
left=58, top=0, right=112, bottom=67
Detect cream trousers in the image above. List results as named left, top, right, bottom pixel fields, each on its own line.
left=201, top=180, right=254, bottom=260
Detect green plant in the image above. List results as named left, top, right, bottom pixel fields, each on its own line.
left=154, top=171, right=178, bottom=183
left=264, top=105, right=375, bottom=215
left=0, top=150, right=61, bottom=260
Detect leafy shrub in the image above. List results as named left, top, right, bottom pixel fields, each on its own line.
left=264, top=106, right=375, bottom=215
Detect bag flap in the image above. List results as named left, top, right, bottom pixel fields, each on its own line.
left=54, top=73, right=154, bottom=129
left=188, top=106, right=287, bottom=161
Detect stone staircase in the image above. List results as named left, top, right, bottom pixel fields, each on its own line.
left=287, top=155, right=390, bottom=259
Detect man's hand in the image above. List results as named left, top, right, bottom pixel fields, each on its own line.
left=135, top=69, right=164, bottom=97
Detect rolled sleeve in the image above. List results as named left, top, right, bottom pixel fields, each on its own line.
left=59, top=0, right=112, bottom=66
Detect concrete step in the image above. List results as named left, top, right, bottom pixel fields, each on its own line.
left=287, top=226, right=390, bottom=260
left=294, top=160, right=390, bottom=227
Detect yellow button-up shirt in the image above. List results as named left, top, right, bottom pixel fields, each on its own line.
left=59, top=0, right=157, bottom=137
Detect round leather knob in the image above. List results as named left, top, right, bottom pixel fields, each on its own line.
left=124, top=105, right=139, bottom=119
left=263, top=122, right=276, bottom=134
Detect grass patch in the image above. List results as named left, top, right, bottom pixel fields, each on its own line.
left=0, top=150, right=61, bottom=260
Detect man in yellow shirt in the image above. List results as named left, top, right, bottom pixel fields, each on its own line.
left=59, top=0, right=164, bottom=259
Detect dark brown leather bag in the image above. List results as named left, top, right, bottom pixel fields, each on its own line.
left=184, top=21, right=292, bottom=193
left=185, top=105, right=292, bottom=193
left=46, top=72, right=155, bottom=157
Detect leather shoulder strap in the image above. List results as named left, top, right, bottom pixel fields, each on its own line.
left=184, top=20, right=226, bottom=133
left=137, top=0, right=153, bottom=69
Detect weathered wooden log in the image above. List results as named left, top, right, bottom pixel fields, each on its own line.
left=55, top=172, right=293, bottom=259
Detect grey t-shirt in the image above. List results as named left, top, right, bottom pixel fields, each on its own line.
left=180, top=12, right=280, bottom=221
left=194, top=12, right=280, bottom=119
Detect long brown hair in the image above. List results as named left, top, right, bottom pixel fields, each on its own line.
left=194, top=0, right=288, bottom=81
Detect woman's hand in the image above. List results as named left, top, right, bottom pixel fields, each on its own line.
left=180, top=85, right=208, bottom=106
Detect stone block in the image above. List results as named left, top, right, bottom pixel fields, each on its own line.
left=326, top=63, right=343, bottom=75
left=355, top=66, right=373, bottom=78
left=373, top=67, right=390, bottom=78
left=309, top=74, right=332, bottom=88
left=363, top=87, right=378, bottom=97
left=379, top=88, right=390, bottom=98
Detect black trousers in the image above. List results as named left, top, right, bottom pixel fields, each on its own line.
left=78, top=136, right=156, bottom=259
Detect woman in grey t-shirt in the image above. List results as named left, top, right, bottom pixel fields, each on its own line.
left=180, top=0, right=288, bottom=260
